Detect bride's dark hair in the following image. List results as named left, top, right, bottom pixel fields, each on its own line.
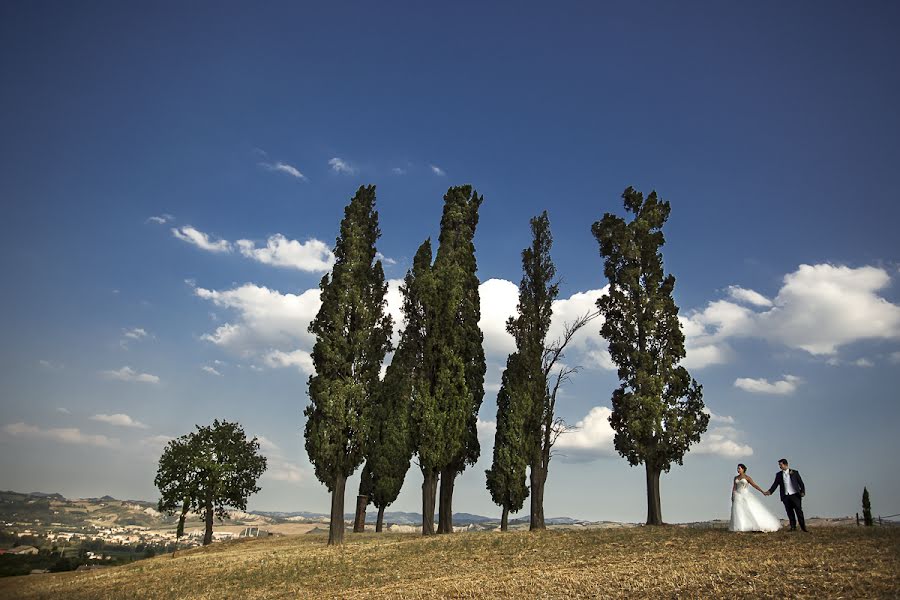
left=737, top=463, right=747, bottom=473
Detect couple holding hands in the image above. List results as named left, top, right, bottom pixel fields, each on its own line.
left=729, top=458, right=807, bottom=533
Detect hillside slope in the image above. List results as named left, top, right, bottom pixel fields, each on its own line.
left=1, top=526, right=898, bottom=599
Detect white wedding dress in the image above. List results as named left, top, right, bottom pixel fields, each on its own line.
left=729, top=478, right=781, bottom=532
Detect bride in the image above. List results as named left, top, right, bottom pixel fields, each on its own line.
left=729, top=463, right=781, bottom=532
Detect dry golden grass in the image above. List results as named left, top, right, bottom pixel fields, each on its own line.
left=2, top=526, right=897, bottom=599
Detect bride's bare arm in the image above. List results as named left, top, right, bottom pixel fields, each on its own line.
left=746, top=476, right=764, bottom=493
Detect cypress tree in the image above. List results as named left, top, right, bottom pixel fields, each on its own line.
left=362, top=269, right=421, bottom=532
left=304, top=185, right=393, bottom=545
left=862, top=487, right=874, bottom=526
left=592, top=187, right=709, bottom=525
left=485, top=353, right=530, bottom=531
left=436, top=186, right=485, bottom=534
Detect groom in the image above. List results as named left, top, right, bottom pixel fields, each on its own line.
left=765, top=458, right=807, bottom=532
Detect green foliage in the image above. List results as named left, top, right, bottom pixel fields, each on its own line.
left=592, top=187, right=709, bottom=474
left=304, top=184, right=394, bottom=490
left=154, top=420, right=267, bottom=534
left=410, top=187, right=485, bottom=475
left=486, top=212, right=558, bottom=515
left=862, top=487, right=874, bottom=526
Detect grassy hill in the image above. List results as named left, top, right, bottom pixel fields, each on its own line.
left=1, top=526, right=897, bottom=599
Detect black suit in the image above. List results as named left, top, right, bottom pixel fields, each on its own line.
left=768, top=469, right=806, bottom=531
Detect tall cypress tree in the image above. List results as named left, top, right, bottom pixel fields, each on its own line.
left=485, top=352, right=530, bottom=532
left=436, top=186, right=485, bottom=534
left=304, top=185, right=393, bottom=545
left=592, top=187, right=709, bottom=525
left=361, top=258, right=424, bottom=532
left=862, top=487, right=874, bottom=526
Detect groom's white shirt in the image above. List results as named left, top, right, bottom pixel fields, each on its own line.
left=782, top=469, right=798, bottom=495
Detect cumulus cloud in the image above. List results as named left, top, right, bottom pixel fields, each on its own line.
left=236, top=235, right=334, bottom=272
left=140, top=434, right=174, bottom=450
left=734, top=375, right=801, bottom=395
left=726, top=286, right=772, bottom=308
left=691, top=426, right=754, bottom=458
left=391, top=167, right=406, bottom=175
left=172, top=226, right=231, bottom=253
left=328, top=157, right=357, bottom=175
left=90, top=413, right=148, bottom=429
left=201, top=365, right=222, bottom=376
left=476, top=279, right=609, bottom=369
left=260, top=161, right=307, bottom=181
left=195, top=284, right=322, bottom=352
left=682, top=264, right=900, bottom=363
left=100, top=366, right=160, bottom=384
left=3, top=422, right=118, bottom=448
left=262, top=349, right=315, bottom=375
left=703, top=408, right=735, bottom=424
left=429, top=164, right=446, bottom=176
left=554, top=406, right=616, bottom=462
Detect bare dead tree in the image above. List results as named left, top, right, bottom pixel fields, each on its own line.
left=529, top=310, right=598, bottom=530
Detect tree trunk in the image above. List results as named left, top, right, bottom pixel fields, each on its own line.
left=328, top=474, right=347, bottom=545
left=529, top=466, right=546, bottom=530
left=437, top=467, right=456, bottom=534
left=421, top=469, right=438, bottom=535
left=500, top=506, right=509, bottom=532
left=203, top=498, right=214, bottom=545
left=176, top=498, right=189, bottom=539
left=353, top=494, right=368, bottom=533
left=645, top=463, right=663, bottom=525
left=376, top=505, right=386, bottom=532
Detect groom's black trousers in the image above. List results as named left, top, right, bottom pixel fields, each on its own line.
left=782, top=493, right=806, bottom=531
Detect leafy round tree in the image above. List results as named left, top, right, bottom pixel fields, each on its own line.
left=592, top=187, right=709, bottom=525
left=155, top=419, right=267, bottom=545
left=304, top=184, right=393, bottom=545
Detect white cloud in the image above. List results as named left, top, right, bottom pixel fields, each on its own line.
left=260, top=161, right=307, bottom=181
left=477, top=279, right=519, bottom=357
left=734, top=375, right=801, bottom=395
left=682, top=264, right=900, bottom=363
left=38, top=359, right=64, bottom=371
left=726, top=286, right=772, bottom=308
left=853, top=358, right=874, bottom=368
left=691, top=426, right=754, bottom=458
left=255, top=435, right=306, bottom=483
left=429, top=164, right=446, bottom=176
left=328, top=157, right=357, bottom=175
left=100, top=366, right=160, bottom=384
left=172, top=226, right=231, bottom=253
left=391, top=167, right=406, bottom=175
left=554, top=406, right=617, bottom=462
left=476, top=418, right=497, bottom=439
left=236, top=235, right=334, bottom=272
left=146, top=214, right=173, bottom=225
left=262, top=349, right=315, bottom=375
left=703, top=407, right=735, bottom=424
left=140, top=434, right=173, bottom=450
left=195, top=284, right=322, bottom=353
left=56, top=407, right=71, bottom=414
left=375, top=251, right=397, bottom=266
left=201, top=365, right=222, bottom=376
left=890, top=351, right=900, bottom=364
left=90, top=413, right=148, bottom=429
left=123, top=328, right=149, bottom=340
left=476, top=279, right=609, bottom=368
left=3, top=422, right=118, bottom=448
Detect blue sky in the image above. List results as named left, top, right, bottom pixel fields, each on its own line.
left=1, top=1, right=899, bottom=523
